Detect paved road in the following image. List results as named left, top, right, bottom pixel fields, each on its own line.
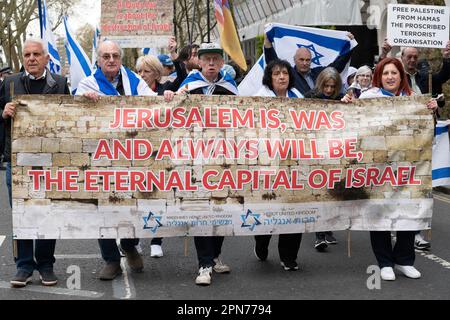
left=1, top=172, right=450, bottom=301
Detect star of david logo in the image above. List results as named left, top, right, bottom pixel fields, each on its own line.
left=241, top=209, right=262, bottom=232
left=297, top=44, right=324, bottom=65
left=143, top=211, right=163, bottom=233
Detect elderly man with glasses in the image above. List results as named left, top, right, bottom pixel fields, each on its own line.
left=77, top=40, right=155, bottom=99
left=76, top=40, right=155, bottom=280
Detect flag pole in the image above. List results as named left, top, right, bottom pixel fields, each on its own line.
left=183, top=0, right=191, bottom=44
left=37, top=0, right=43, bottom=38
left=207, top=0, right=211, bottom=43
left=190, top=0, right=198, bottom=44
left=173, top=0, right=177, bottom=41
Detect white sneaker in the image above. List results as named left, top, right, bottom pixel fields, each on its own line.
left=135, top=243, right=143, bottom=254
left=213, top=258, right=231, bottom=273
left=150, top=245, right=163, bottom=258
left=380, top=267, right=396, bottom=281
left=395, top=265, right=421, bottom=279
left=195, top=267, right=212, bottom=285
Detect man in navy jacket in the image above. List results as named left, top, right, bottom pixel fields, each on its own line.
left=263, top=33, right=355, bottom=96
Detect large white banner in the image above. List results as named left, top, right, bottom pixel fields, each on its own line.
left=11, top=95, right=434, bottom=239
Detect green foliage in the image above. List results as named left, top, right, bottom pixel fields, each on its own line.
left=256, top=34, right=264, bottom=58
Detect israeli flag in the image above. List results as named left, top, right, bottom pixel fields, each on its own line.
left=239, top=23, right=358, bottom=96
left=179, top=69, right=238, bottom=95
left=64, top=16, right=92, bottom=95
left=432, top=120, right=450, bottom=187
left=359, top=87, right=408, bottom=99
left=238, top=55, right=265, bottom=96
left=91, top=27, right=100, bottom=69
left=75, top=66, right=156, bottom=96
left=141, top=48, right=156, bottom=55
left=40, top=0, right=61, bottom=74
left=255, top=85, right=303, bottom=98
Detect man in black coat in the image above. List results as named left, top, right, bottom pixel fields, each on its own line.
left=0, top=66, right=13, bottom=168
left=0, top=38, right=69, bottom=288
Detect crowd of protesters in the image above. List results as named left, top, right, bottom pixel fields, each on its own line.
left=1, top=27, right=450, bottom=287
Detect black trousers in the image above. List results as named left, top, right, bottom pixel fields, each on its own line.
left=194, top=236, right=224, bottom=268
left=98, top=238, right=139, bottom=263
left=370, top=231, right=415, bottom=268
left=255, top=233, right=302, bottom=262
left=151, top=238, right=162, bottom=245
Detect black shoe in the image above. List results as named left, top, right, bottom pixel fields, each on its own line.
left=414, top=234, right=431, bottom=250
left=324, top=232, right=338, bottom=245
left=254, top=243, right=268, bottom=261
left=10, top=270, right=33, bottom=287
left=280, top=261, right=299, bottom=271
left=314, top=239, right=328, bottom=252
left=39, top=269, right=58, bottom=286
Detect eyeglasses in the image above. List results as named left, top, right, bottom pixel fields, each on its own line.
left=101, top=53, right=121, bottom=60
left=200, top=56, right=222, bottom=63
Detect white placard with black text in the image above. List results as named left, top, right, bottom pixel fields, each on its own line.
left=387, top=4, right=449, bottom=48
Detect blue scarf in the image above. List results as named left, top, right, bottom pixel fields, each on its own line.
left=93, top=67, right=140, bottom=96
left=379, top=88, right=407, bottom=97
left=179, top=70, right=238, bottom=95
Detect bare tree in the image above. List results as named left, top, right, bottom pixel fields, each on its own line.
left=174, top=0, right=217, bottom=47
left=76, top=23, right=94, bottom=59
left=0, top=0, right=78, bottom=71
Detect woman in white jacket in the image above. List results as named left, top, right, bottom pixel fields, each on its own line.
left=345, top=57, right=437, bottom=281
left=255, top=59, right=303, bottom=98
left=253, top=59, right=303, bottom=271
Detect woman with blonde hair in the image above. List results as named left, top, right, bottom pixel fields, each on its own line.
left=134, top=55, right=170, bottom=257
left=305, top=67, right=343, bottom=100
left=304, top=67, right=344, bottom=251
left=136, top=55, right=175, bottom=95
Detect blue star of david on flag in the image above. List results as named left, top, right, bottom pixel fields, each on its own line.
left=143, top=211, right=163, bottom=233
left=241, top=209, right=262, bottom=231
left=297, top=44, right=324, bottom=65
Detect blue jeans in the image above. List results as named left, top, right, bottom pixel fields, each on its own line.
left=6, top=162, right=56, bottom=273
left=194, top=236, right=224, bottom=268
left=15, top=239, right=56, bottom=274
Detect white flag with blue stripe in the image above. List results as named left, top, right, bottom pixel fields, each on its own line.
left=91, top=27, right=100, bottom=69
left=75, top=66, right=156, bottom=96
left=64, top=16, right=92, bottom=95
left=179, top=69, right=238, bottom=95
left=238, top=55, right=265, bottom=97
left=238, top=23, right=358, bottom=96
left=141, top=48, right=156, bottom=55
left=432, top=120, right=450, bottom=187
left=40, top=0, right=61, bottom=74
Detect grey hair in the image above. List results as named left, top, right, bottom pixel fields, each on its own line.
left=400, top=46, right=418, bottom=57
left=355, top=65, right=372, bottom=78
left=96, top=40, right=124, bottom=59
left=23, top=38, right=48, bottom=56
